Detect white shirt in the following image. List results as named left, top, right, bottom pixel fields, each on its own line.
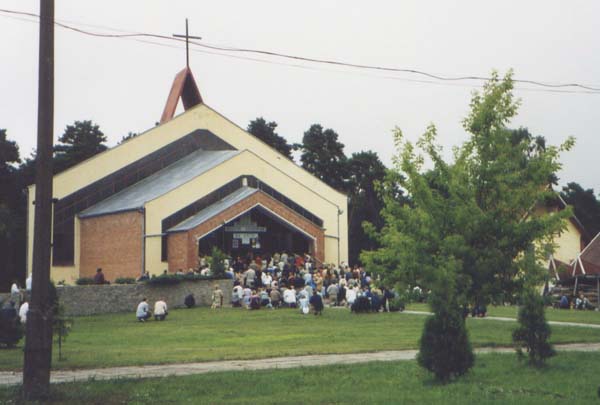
left=299, top=297, right=309, bottom=313
left=136, top=301, right=149, bottom=317
left=11, top=283, right=20, bottom=294
left=233, top=285, right=243, bottom=299
left=26, top=276, right=32, bottom=291
left=19, top=302, right=29, bottom=323
left=283, top=289, right=296, bottom=304
left=261, top=273, right=272, bottom=287
left=154, top=300, right=168, bottom=316
left=346, top=288, right=357, bottom=304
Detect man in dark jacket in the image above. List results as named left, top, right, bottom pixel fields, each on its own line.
left=309, top=290, right=324, bottom=316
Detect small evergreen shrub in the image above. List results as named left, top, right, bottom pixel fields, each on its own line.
left=75, top=277, right=95, bottom=285
left=512, top=289, right=555, bottom=367
left=114, top=277, right=136, bottom=284
left=417, top=303, right=474, bottom=382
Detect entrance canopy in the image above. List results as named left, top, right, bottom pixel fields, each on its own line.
left=166, top=187, right=325, bottom=272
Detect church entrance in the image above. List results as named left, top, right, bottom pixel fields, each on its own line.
left=198, top=207, right=313, bottom=259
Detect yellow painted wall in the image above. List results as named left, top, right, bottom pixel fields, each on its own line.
left=29, top=103, right=348, bottom=280
left=50, top=266, right=79, bottom=285
left=27, top=109, right=204, bottom=275
left=143, top=150, right=347, bottom=275
left=553, top=220, right=581, bottom=264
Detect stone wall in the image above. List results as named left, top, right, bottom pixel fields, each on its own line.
left=1, top=279, right=232, bottom=317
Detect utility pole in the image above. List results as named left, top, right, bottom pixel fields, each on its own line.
left=23, top=0, right=55, bottom=399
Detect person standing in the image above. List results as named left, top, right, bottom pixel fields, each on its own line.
left=10, top=280, right=21, bottom=307
left=136, top=298, right=151, bottom=322
left=154, top=298, right=168, bottom=321
left=211, top=285, right=224, bottom=309
left=309, top=290, right=324, bottom=316
left=26, top=274, right=32, bottom=293
left=19, top=300, right=29, bottom=324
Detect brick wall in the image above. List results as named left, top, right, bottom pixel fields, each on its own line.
left=167, top=232, right=188, bottom=272
left=167, top=190, right=325, bottom=271
left=80, top=211, right=143, bottom=281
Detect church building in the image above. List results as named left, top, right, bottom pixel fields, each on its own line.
left=26, top=67, right=348, bottom=284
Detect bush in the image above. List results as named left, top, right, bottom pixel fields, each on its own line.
left=388, top=297, right=405, bottom=312
left=209, top=246, right=227, bottom=278
left=146, top=273, right=226, bottom=286
left=147, top=274, right=182, bottom=286
left=114, top=277, right=136, bottom=284
left=75, top=277, right=95, bottom=285
left=512, top=289, right=555, bottom=367
left=417, top=303, right=474, bottom=382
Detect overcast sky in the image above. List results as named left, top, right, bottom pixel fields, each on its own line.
left=1, top=0, right=599, bottom=192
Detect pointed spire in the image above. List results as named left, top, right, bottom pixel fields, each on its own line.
left=160, top=67, right=203, bottom=124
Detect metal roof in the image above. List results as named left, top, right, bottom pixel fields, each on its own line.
left=168, top=186, right=259, bottom=232
left=79, top=149, right=240, bottom=218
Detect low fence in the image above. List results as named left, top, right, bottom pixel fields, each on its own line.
left=0, top=279, right=233, bottom=317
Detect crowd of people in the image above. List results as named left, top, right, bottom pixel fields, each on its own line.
left=557, top=292, right=596, bottom=310
left=225, top=251, right=395, bottom=315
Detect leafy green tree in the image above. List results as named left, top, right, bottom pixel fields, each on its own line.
left=346, top=151, right=390, bottom=265
left=119, top=131, right=138, bottom=144
left=362, top=71, right=573, bottom=380
left=0, top=129, right=25, bottom=290
left=54, top=120, right=107, bottom=173
left=299, top=124, right=347, bottom=192
left=561, top=182, right=600, bottom=236
left=247, top=117, right=292, bottom=159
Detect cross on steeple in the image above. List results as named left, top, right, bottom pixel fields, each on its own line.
left=173, top=18, right=202, bottom=68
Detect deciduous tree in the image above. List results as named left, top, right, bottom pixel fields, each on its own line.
left=247, top=117, right=292, bottom=159
left=299, top=124, right=347, bottom=192
left=362, top=71, right=573, bottom=380
left=53, top=120, right=107, bottom=173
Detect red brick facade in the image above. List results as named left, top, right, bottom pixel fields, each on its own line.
left=167, top=191, right=325, bottom=271
left=80, top=211, right=143, bottom=281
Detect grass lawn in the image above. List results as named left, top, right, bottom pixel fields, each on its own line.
left=406, top=302, right=600, bottom=324
left=2, top=352, right=599, bottom=404
left=1, top=307, right=600, bottom=371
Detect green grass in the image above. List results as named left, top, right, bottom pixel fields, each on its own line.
left=1, top=307, right=600, bottom=371
left=2, top=352, right=599, bottom=404
left=406, top=302, right=600, bottom=324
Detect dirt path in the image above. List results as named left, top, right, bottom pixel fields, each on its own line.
left=402, top=310, right=600, bottom=328
left=2, top=343, right=599, bottom=387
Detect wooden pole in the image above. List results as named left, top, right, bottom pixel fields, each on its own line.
left=596, top=275, right=600, bottom=309
left=23, top=0, right=55, bottom=399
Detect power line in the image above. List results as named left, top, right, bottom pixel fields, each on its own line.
left=2, top=7, right=599, bottom=94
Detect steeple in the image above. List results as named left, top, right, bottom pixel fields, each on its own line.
left=160, top=19, right=203, bottom=124
left=160, top=67, right=203, bottom=124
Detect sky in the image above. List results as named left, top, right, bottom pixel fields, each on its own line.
left=1, top=0, right=599, bottom=192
